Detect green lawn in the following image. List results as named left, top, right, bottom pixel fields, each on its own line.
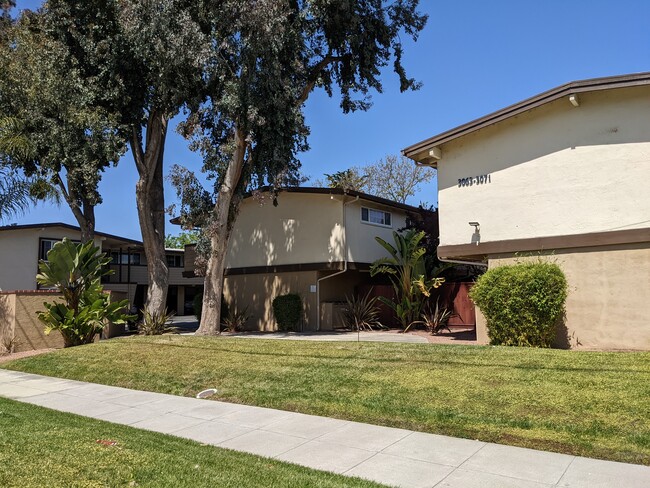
left=0, top=396, right=383, bottom=488
left=4, top=336, right=650, bottom=465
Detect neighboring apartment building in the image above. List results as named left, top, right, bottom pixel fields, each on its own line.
left=181, top=187, right=430, bottom=331
left=403, top=72, right=650, bottom=350
left=0, top=223, right=203, bottom=314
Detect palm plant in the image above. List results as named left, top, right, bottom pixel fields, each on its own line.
left=370, top=229, right=445, bottom=331
left=0, top=117, right=59, bottom=222
left=36, top=238, right=132, bottom=347
left=0, top=167, right=32, bottom=221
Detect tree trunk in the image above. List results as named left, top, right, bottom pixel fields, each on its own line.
left=131, top=110, right=169, bottom=316
left=56, top=173, right=95, bottom=244
left=196, top=128, right=247, bottom=335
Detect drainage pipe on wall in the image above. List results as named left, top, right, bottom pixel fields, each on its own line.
left=316, top=195, right=359, bottom=331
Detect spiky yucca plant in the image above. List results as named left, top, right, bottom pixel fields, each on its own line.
left=342, top=291, right=385, bottom=331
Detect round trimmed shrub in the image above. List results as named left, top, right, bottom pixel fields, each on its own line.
left=469, top=261, right=567, bottom=347
left=272, top=294, right=303, bottom=331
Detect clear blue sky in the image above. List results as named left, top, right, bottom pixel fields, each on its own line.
left=10, top=0, right=650, bottom=240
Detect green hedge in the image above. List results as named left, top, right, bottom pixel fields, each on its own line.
left=469, top=261, right=567, bottom=347
left=272, top=294, right=302, bottom=331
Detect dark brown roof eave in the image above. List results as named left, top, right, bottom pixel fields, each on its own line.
left=403, top=71, right=650, bottom=160
left=0, top=222, right=142, bottom=246
left=170, top=187, right=433, bottom=226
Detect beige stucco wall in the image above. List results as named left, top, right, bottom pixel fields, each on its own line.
left=4, top=292, right=65, bottom=352
left=227, top=193, right=344, bottom=267
left=484, top=244, right=650, bottom=350
left=0, top=227, right=103, bottom=291
left=223, top=270, right=318, bottom=331
left=226, top=192, right=410, bottom=268
left=344, top=199, right=408, bottom=263
left=436, top=85, right=650, bottom=247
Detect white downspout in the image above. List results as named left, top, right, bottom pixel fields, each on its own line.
left=316, top=195, right=359, bottom=331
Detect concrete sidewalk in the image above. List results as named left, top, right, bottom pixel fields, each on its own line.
left=0, top=369, right=648, bottom=488
left=223, top=330, right=430, bottom=343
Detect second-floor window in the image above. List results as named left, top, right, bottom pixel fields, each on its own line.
left=361, top=207, right=392, bottom=227
left=110, top=252, right=141, bottom=265
left=39, top=238, right=80, bottom=261
left=166, top=254, right=184, bottom=268
left=39, top=239, right=59, bottom=261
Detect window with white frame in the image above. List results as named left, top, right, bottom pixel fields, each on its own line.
left=39, top=238, right=80, bottom=261
left=361, top=207, right=392, bottom=227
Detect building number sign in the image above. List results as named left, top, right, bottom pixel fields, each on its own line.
left=458, top=174, right=491, bottom=187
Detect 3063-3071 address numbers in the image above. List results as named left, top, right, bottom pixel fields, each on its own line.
left=458, top=174, right=491, bottom=187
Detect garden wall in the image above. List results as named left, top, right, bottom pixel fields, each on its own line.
left=0, top=291, right=65, bottom=353
left=0, top=290, right=128, bottom=354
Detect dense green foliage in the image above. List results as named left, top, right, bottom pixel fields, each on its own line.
left=324, top=169, right=368, bottom=191
left=470, top=261, right=568, bottom=347
left=165, top=230, right=200, bottom=249
left=6, top=337, right=650, bottom=465
left=193, top=292, right=204, bottom=321
left=36, top=238, right=131, bottom=347
left=272, top=294, right=303, bottom=331
left=0, top=11, right=126, bottom=239
left=371, top=229, right=444, bottom=331
left=0, top=397, right=383, bottom=488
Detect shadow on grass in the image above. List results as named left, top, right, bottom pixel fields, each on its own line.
left=121, top=338, right=650, bottom=375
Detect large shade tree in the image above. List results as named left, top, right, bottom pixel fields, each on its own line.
left=0, top=8, right=125, bottom=242
left=172, top=1, right=428, bottom=334
left=39, top=0, right=210, bottom=311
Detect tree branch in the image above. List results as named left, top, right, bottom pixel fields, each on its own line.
left=130, top=126, right=146, bottom=175
left=296, top=55, right=344, bottom=106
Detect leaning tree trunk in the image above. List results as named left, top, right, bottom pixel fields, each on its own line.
left=197, top=128, right=247, bottom=335
left=131, top=110, right=169, bottom=316
left=56, top=174, right=95, bottom=244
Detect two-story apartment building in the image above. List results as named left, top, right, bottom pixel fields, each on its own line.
left=181, top=187, right=429, bottom=331
left=404, top=72, right=650, bottom=350
left=0, top=222, right=203, bottom=314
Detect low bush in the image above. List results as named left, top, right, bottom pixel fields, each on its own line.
left=469, top=260, right=567, bottom=347
left=272, top=294, right=302, bottom=331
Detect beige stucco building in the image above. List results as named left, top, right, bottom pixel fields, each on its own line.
left=404, top=72, right=650, bottom=350
left=0, top=223, right=203, bottom=314
left=183, top=188, right=426, bottom=331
